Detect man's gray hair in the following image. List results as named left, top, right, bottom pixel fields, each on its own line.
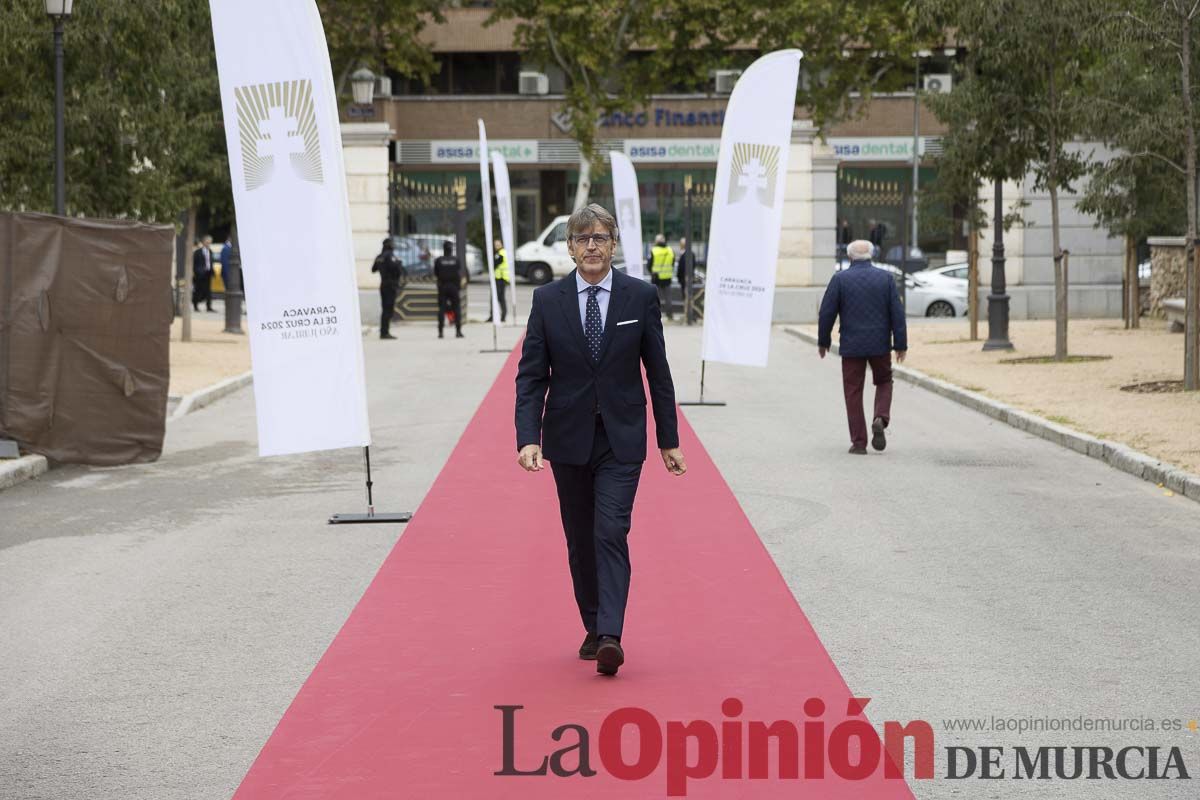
left=847, top=239, right=874, bottom=261
left=566, top=203, right=620, bottom=242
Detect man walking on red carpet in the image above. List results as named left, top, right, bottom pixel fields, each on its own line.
left=515, top=203, right=687, bottom=677
left=817, top=239, right=908, bottom=454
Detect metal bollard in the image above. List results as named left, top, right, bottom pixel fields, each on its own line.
left=223, top=245, right=244, bottom=335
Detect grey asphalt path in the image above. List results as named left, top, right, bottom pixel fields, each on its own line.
left=2, top=321, right=1198, bottom=799
left=668, top=325, right=1200, bottom=798
left=0, top=322, right=523, bottom=800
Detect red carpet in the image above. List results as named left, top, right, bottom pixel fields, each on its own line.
left=232, top=348, right=919, bottom=799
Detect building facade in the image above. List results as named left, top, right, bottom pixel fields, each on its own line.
left=339, top=7, right=1122, bottom=321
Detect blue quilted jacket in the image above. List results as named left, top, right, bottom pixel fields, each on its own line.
left=817, top=260, right=908, bottom=357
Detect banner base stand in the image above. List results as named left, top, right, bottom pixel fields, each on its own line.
left=679, top=360, right=727, bottom=408
left=479, top=325, right=510, bottom=353
left=329, top=511, right=412, bottom=525
left=328, top=446, right=412, bottom=525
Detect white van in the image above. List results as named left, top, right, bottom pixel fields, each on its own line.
left=514, top=215, right=633, bottom=284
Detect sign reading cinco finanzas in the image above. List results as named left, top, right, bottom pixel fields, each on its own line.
left=423, top=139, right=721, bottom=165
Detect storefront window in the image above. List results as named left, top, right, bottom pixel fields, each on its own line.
left=836, top=165, right=955, bottom=261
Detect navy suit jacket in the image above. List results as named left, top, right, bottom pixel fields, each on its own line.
left=817, top=260, right=908, bottom=358
left=515, top=268, right=679, bottom=465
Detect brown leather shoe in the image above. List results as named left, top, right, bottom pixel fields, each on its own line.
left=578, top=633, right=598, bottom=660
left=596, top=638, right=624, bottom=676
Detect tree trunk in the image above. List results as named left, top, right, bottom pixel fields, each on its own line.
left=1126, top=234, right=1140, bottom=329
left=572, top=157, right=591, bottom=212
left=968, top=216, right=979, bottom=340
left=1047, top=61, right=1067, bottom=361
left=1182, top=11, right=1198, bottom=389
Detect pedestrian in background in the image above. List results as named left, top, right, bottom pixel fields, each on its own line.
left=868, top=219, right=886, bottom=259
left=489, top=237, right=509, bottom=323
left=675, top=236, right=694, bottom=317
left=372, top=238, right=404, bottom=340
left=434, top=240, right=464, bottom=339
left=192, top=235, right=214, bottom=312
left=648, top=233, right=675, bottom=320
left=817, top=239, right=907, bottom=454
left=838, top=219, right=853, bottom=258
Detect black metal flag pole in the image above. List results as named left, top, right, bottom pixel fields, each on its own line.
left=678, top=359, right=726, bottom=407
left=328, top=446, right=412, bottom=524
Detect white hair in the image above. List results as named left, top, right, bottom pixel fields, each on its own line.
left=847, top=239, right=874, bottom=261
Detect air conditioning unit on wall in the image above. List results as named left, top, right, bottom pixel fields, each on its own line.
left=923, top=73, right=953, bottom=94
left=714, top=70, right=741, bottom=95
left=519, top=71, right=549, bottom=95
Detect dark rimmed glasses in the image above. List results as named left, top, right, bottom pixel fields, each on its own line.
left=570, top=233, right=613, bottom=247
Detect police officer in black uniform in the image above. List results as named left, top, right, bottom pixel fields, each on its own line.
left=372, top=238, right=404, bottom=340
left=433, top=240, right=464, bottom=339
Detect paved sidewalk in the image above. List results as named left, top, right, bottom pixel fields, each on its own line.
left=1, top=323, right=1197, bottom=799
left=798, top=318, right=1200, bottom=474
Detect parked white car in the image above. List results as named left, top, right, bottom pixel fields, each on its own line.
left=514, top=215, right=636, bottom=284
left=836, top=258, right=968, bottom=318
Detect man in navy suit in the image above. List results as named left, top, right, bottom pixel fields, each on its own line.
left=818, top=239, right=908, bottom=454
left=515, top=203, right=687, bottom=677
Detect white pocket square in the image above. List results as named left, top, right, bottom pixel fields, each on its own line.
left=616, top=319, right=638, bottom=327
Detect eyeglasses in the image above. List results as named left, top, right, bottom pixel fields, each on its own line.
left=570, top=233, right=613, bottom=247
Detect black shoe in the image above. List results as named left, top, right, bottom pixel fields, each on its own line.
left=871, top=417, right=887, bottom=451
left=578, top=633, right=599, bottom=661
left=206, top=306, right=214, bottom=312
left=438, top=331, right=444, bottom=339
left=848, top=446, right=868, bottom=455
left=455, top=331, right=464, bottom=338
left=380, top=333, right=397, bottom=340
left=596, top=638, right=624, bottom=676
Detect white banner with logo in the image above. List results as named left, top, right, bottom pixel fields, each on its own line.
left=700, top=50, right=802, bottom=368
left=609, top=152, right=644, bottom=279
left=491, top=151, right=518, bottom=322
left=209, top=0, right=369, bottom=456
left=478, top=120, right=501, bottom=326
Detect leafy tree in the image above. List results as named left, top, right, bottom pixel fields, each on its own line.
left=490, top=0, right=927, bottom=210
left=1084, top=1, right=1200, bottom=387
left=0, top=1, right=226, bottom=223
left=317, top=0, right=445, bottom=95
left=922, top=0, right=1103, bottom=360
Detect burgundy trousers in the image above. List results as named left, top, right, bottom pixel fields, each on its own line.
left=841, top=354, right=894, bottom=449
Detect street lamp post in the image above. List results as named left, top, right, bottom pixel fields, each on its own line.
left=983, top=176, right=1014, bottom=351
left=45, top=0, right=74, bottom=216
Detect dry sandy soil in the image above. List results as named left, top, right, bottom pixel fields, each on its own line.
left=169, top=314, right=251, bottom=397
left=802, top=318, right=1200, bottom=475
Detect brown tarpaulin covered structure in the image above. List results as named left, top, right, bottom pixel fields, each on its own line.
left=0, top=212, right=174, bottom=465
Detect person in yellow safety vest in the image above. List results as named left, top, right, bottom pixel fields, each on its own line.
left=489, top=238, right=509, bottom=322
left=647, top=233, right=675, bottom=320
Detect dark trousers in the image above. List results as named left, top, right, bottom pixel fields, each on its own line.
left=379, top=283, right=398, bottom=335
left=550, top=417, right=643, bottom=639
left=841, top=354, right=894, bottom=448
left=653, top=277, right=673, bottom=319
left=437, top=287, right=461, bottom=335
left=490, top=279, right=508, bottom=322
left=192, top=273, right=212, bottom=310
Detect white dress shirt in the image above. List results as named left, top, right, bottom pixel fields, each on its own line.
left=575, top=268, right=613, bottom=331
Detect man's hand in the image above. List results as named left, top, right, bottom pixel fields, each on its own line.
left=818, top=347, right=827, bottom=359
left=660, top=448, right=687, bottom=476
left=896, top=350, right=907, bottom=364
left=518, top=444, right=544, bottom=472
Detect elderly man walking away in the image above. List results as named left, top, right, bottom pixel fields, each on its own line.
left=817, top=239, right=908, bottom=454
